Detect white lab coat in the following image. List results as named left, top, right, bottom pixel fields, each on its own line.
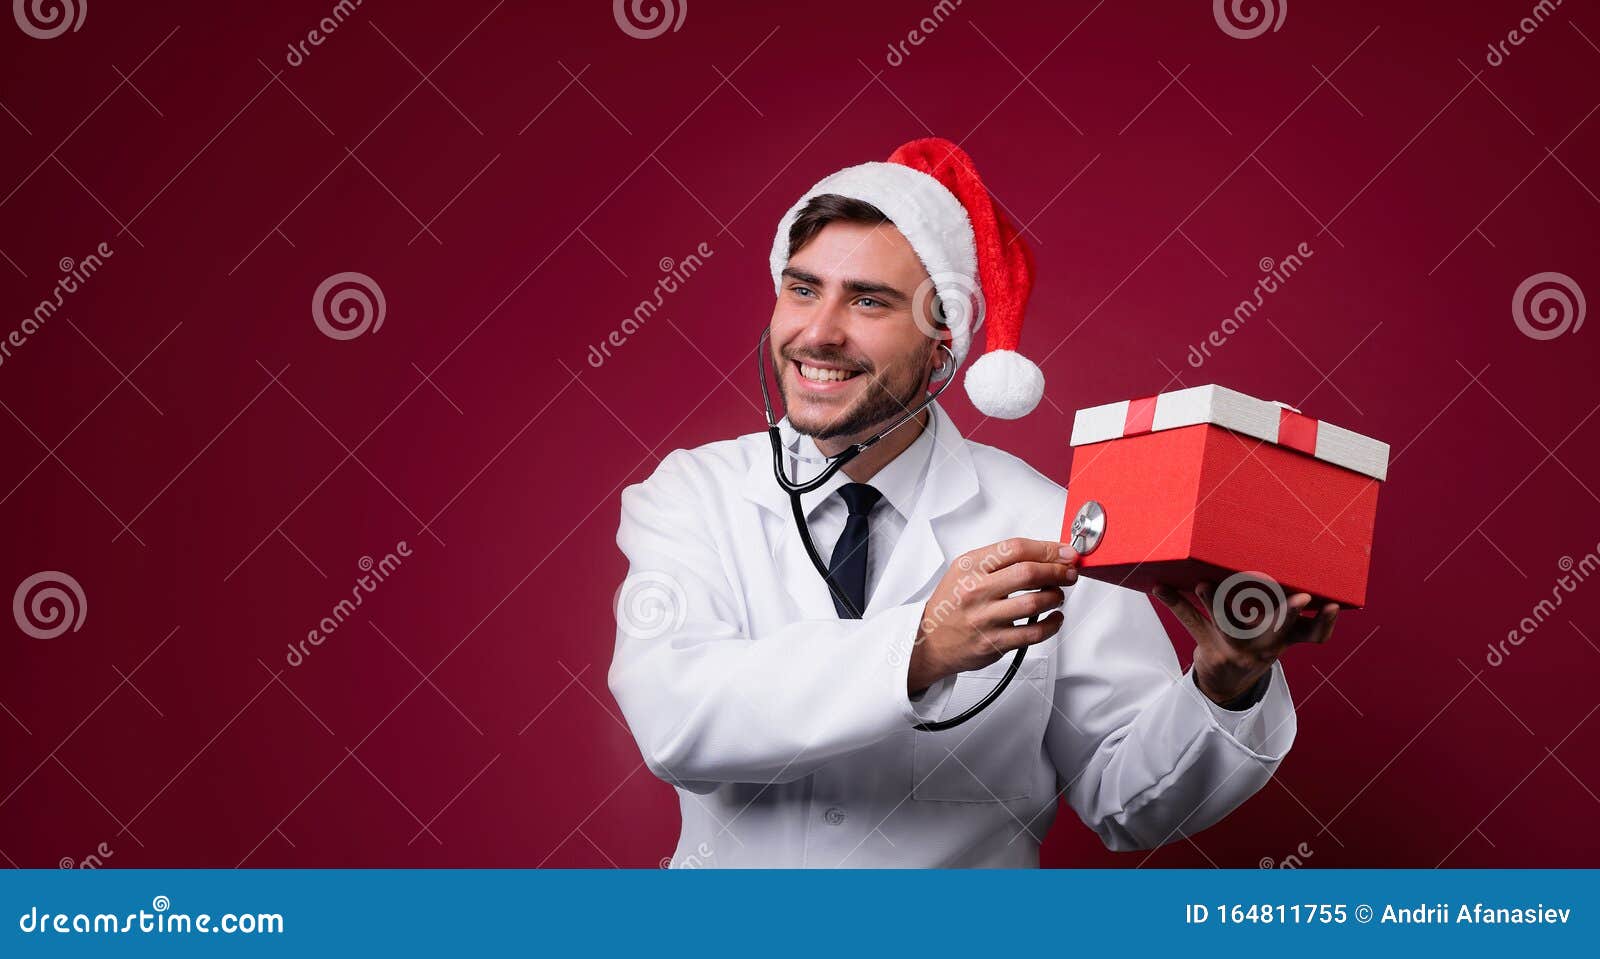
left=608, top=403, right=1295, bottom=867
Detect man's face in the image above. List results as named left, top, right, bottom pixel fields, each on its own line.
left=770, top=220, right=943, bottom=442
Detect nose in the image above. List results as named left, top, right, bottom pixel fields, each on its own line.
left=794, top=297, right=851, bottom=351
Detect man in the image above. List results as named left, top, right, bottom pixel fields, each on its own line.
left=608, top=138, right=1338, bottom=867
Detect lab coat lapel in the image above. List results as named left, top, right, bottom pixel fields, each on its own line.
left=866, top=405, right=979, bottom=615
left=770, top=506, right=839, bottom=616
left=739, top=433, right=839, bottom=616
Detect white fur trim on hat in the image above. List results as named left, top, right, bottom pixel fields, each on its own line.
left=769, top=162, right=979, bottom=368
left=964, top=349, right=1044, bottom=419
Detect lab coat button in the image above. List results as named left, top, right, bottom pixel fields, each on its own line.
left=823, top=806, right=846, bottom=826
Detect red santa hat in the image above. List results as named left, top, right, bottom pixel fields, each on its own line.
left=769, top=137, right=1043, bottom=418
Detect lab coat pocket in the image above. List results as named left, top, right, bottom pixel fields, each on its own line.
left=911, top=655, right=1052, bottom=803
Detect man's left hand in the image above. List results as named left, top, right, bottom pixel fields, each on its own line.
left=1152, top=582, right=1338, bottom=706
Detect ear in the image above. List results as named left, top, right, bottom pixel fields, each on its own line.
left=927, top=335, right=948, bottom=375
left=922, top=332, right=950, bottom=395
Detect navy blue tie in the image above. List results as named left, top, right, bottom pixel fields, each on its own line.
left=827, top=483, right=883, bottom=619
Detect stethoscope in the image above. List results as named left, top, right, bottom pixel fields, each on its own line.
left=755, top=329, right=1028, bottom=732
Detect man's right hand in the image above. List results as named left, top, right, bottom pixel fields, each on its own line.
left=908, top=538, right=1078, bottom=694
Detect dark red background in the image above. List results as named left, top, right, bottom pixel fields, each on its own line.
left=2, top=0, right=1597, bottom=868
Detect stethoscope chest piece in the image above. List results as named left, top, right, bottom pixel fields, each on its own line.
left=1069, top=500, right=1106, bottom=555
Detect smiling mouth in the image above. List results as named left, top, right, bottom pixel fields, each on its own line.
left=794, top=360, right=864, bottom=384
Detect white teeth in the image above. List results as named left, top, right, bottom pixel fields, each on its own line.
left=799, top=363, right=859, bottom=383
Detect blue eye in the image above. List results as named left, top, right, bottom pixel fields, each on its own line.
left=857, top=297, right=882, bottom=309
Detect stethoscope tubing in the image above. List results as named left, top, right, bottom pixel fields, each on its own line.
left=755, top=330, right=1028, bottom=732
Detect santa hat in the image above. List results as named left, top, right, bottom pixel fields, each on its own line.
left=769, top=137, right=1043, bottom=419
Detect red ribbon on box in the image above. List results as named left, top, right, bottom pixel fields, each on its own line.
left=1122, top=395, right=1158, bottom=435
left=1277, top=407, right=1319, bottom=456
left=1116, top=394, right=1323, bottom=458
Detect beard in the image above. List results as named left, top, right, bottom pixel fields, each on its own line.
left=779, top=340, right=936, bottom=442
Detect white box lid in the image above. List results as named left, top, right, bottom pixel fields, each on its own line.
left=1068, top=384, right=1389, bottom=481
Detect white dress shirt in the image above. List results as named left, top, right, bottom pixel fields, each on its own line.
left=790, top=412, right=938, bottom=607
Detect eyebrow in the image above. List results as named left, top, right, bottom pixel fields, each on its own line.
left=780, top=267, right=909, bottom=304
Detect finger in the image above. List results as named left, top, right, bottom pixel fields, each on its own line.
left=986, top=587, right=1066, bottom=626
left=1288, top=603, right=1340, bottom=646
left=1153, top=585, right=1214, bottom=643
left=952, top=540, right=1065, bottom=587
left=997, top=610, right=1065, bottom=651
left=973, top=538, right=1079, bottom=570
left=986, top=560, right=1077, bottom=597
left=1270, top=593, right=1312, bottom=642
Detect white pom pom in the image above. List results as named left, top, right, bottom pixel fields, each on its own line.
left=964, top=350, right=1044, bottom=419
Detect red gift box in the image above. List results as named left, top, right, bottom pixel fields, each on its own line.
left=1060, top=385, right=1389, bottom=608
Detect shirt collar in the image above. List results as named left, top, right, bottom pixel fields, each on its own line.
left=791, top=411, right=938, bottom=521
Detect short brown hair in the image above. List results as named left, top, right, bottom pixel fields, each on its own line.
left=786, top=193, right=889, bottom=259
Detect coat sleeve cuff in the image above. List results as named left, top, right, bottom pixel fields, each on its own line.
left=880, top=604, right=958, bottom=726
left=1182, top=660, right=1294, bottom=758
left=908, top=675, right=957, bottom=723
